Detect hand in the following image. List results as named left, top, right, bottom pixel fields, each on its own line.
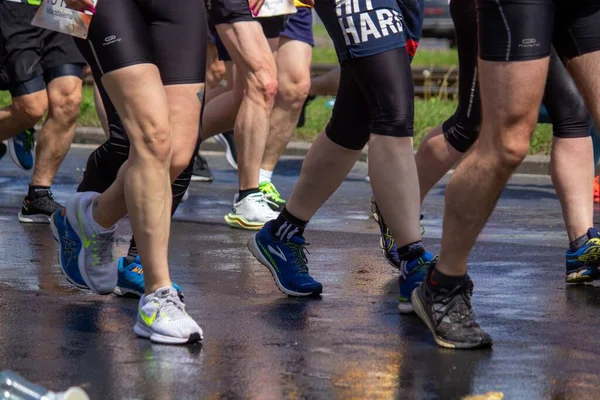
left=64, top=0, right=96, bottom=13
left=248, top=0, right=266, bottom=16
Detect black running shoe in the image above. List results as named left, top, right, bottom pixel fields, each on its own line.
left=214, top=130, right=237, bottom=170
left=18, top=191, right=62, bottom=224
left=412, top=265, right=492, bottom=349
left=297, top=95, right=316, bottom=128
left=191, top=155, right=214, bottom=182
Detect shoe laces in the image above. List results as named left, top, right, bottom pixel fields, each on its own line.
left=285, top=241, right=311, bottom=274
left=91, top=230, right=114, bottom=267
left=156, top=293, right=187, bottom=321
left=248, top=193, right=276, bottom=212
left=432, top=281, right=476, bottom=328
left=260, top=182, right=284, bottom=203
left=23, top=128, right=35, bottom=152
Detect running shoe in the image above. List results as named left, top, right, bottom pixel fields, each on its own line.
left=8, top=128, right=35, bottom=170
left=297, top=95, right=316, bottom=128
left=259, top=181, right=286, bottom=212
left=398, top=251, right=436, bottom=313
left=114, top=255, right=184, bottom=299
left=371, top=197, right=425, bottom=268
left=224, top=192, right=279, bottom=230
left=248, top=221, right=322, bottom=296
left=190, top=155, right=213, bottom=182
left=18, top=190, right=62, bottom=224
left=566, top=227, right=600, bottom=283
left=594, top=176, right=600, bottom=204
left=134, top=286, right=203, bottom=345
left=50, top=192, right=117, bottom=294
left=215, top=130, right=237, bottom=170
left=50, top=209, right=88, bottom=289
left=412, top=265, right=492, bottom=349
left=182, top=189, right=190, bottom=202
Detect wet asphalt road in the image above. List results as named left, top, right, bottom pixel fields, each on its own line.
left=0, top=145, right=599, bottom=399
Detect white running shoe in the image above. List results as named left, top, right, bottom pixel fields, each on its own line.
left=224, top=192, right=279, bottom=230
left=63, top=191, right=117, bottom=294
left=134, top=286, right=203, bottom=344
left=214, top=131, right=237, bottom=170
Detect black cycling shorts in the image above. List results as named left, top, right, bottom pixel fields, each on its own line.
left=77, top=0, right=206, bottom=85
left=0, top=2, right=85, bottom=96
left=326, top=48, right=414, bottom=150
left=477, top=0, right=600, bottom=62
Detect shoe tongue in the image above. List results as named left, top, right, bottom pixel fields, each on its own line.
left=154, top=286, right=176, bottom=299
left=588, top=227, right=600, bottom=239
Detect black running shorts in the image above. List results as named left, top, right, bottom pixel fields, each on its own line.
left=0, top=2, right=85, bottom=96
left=477, top=0, right=600, bottom=62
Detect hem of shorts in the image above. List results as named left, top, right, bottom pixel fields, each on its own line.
left=563, top=44, right=600, bottom=60
left=370, top=129, right=414, bottom=138
left=163, top=77, right=207, bottom=86
left=479, top=53, right=550, bottom=62
left=279, top=34, right=314, bottom=47
left=214, top=15, right=254, bottom=26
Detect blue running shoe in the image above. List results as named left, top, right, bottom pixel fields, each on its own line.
left=8, top=128, right=35, bottom=170
left=50, top=209, right=88, bottom=289
left=247, top=221, right=322, bottom=297
left=566, top=227, right=600, bottom=283
left=114, top=255, right=184, bottom=299
left=398, top=251, right=436, bottom=313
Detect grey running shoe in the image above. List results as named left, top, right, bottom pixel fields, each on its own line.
left=412, top=265, right=492, bottom=349
left=134, top=286, right=203, bottom=344
left=63, top=192, right=117, bottom=294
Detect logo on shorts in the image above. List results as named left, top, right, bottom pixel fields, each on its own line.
left=103, top=35, right=122, bottom=46
left=518, top=38, right=540, bottom=48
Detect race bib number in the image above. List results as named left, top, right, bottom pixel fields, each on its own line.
left=255, top=0, right=297, bottom=18
left=31, top=0, right=96, bottom=39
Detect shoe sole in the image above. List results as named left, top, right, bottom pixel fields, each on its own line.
left=190, top=175, right=213, bottom=182
left=50, top=212, right=89, bottom=290
left=7, top=137, right=32, bottom=171
left=224, top=213, right=265, bottom=230
left=566, top=267, right=600, bottom=284
left=134, top=323, right=203, bottom=345
left=215, top=134, right=238, bottom=170
left=18, top=212, right=51, bottom=224
left=397, top=301, right=414, bottom=314
left=412, top=288, right=492, bottom=350
left=247, top=234, right=321, bottom=297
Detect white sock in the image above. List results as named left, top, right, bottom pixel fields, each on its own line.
left=259, top=169, right=273, bottom=184
left=83, top=193, right=117, bottom=234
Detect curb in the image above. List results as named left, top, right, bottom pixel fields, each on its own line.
left=70, top=127, right=551, bottom=176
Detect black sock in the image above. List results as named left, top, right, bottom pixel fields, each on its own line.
left=239, top=188, right=260, bottom=201
left=428, top=268, right=467, bottom=290
left=270, top=207, right=308, bottom=241
left=127, top=237, right=138, bottom=262
left=27, top=185, right=51, bottom=200
left=396, top=241, right=425, bottom=263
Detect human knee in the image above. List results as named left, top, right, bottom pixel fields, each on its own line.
left=277, top=71, right=311, bottom=108
left=48, top=87, right=82, bottom=124
left=136, top=118, right=172, bottom=164
left=491, top=127, right=532, bottom=168
left=12, top=93, right=48, bottom=126
left=247, top=63, right=279, bottom=105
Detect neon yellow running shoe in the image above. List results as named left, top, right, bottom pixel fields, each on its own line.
left=259, top=181, right=286, bottom=212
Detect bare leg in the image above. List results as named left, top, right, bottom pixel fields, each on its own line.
left=415, top=124, right=463, bottom=203
left=217, top=21, right=278, bottom=190
left=0, top=91, right=47, bottom=140
left=436, top=58, right=549, bottom=277
left=30, top=76, right=82, bottom=187
left=309, top=67, right=340, bottom=97
left=370, top=136, right=421, bottom=246
left=261, top=37, right=312, bottom=172
left=286, top=132, right=361, bottom=220
left=91, top=64, right=173, bottom=292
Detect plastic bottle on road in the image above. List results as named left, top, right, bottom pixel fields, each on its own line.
left=0, top=370, right=89, bottom=400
